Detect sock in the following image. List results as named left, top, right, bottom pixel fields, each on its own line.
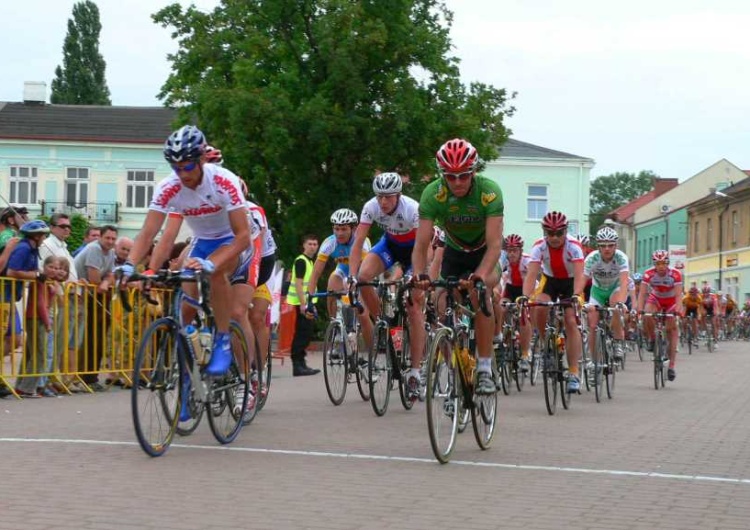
left=477, top=357, right=492, bottom=373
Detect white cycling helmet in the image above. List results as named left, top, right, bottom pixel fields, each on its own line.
left=372, top=172, right=402, bottom=195
left=596, top=226, right=619, bottom=243
left=330, top=208, right=358, bottom=226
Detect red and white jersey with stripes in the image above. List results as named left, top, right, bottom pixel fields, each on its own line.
left=528, top=235, right=584, bottom=279
left=150, top=164, right=245, bottom=239
left=499, top=250, right=532, bottom=287
left=247, top=201, right=277, bottom=257
left=359, top=195, right=419, bottom=246
left=642, top=267, right=682, bottom=300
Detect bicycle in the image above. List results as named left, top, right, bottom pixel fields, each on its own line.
left=312, top=290, right=370, bottom=405
left=523, top=298, right=582, bottom=415
left=424, top=278, right=496, bottom=464
left=354, top=278, right=418, bottom=416
left=495, top=301, right=527, bottom=394
left=585, top=305, right=624, bottom=402
left=118, top=269, right=254, bottom=457
left=641, top=311, right=674, bottom=390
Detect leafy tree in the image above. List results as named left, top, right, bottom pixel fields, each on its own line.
left=588, top=170, right=657, bottom=233
left=153, top=0, right=515, bottom=262
left=50, top=0, right=112, bottom=105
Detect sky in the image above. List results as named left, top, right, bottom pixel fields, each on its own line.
left=1, top=0, right=749, bottom=181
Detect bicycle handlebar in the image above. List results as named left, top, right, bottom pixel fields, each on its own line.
left=114, top=268, right=206, bottom=313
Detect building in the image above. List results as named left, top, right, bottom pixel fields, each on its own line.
left=484, top=139, right=594, bottom=248
left=0, top=82, right=176, bottom=238
left=631, top=159, right=748, bottom=273
left=685, top=178, right=750, bottom=302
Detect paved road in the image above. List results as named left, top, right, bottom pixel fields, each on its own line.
left=2, top=340, right=750, bottom=529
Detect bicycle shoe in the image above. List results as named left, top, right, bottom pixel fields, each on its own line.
left=205, top=332, right=232, bottom=376
left=476, top=371, right=496, bottom=395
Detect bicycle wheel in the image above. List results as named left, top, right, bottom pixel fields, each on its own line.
left=594, top=330, right=604, bottom=403
left=176, top=366, right=205, bottom=437
left=322, top=321, right=347, bottom=406
left=499, top=343, right=511, bottom=396
left=257, top=335, right=272, bottom=411
left=559, top=341, right=570, bottom=410
left=131, top=318, right=182, bottom=457
left=686, top=326, right=693, bottom=356
left=398, top=326, right=415, bottom=410
left=241, top=327, right=263, bottom=426
left=605, top=338, right=615, bottom=399
left=653, top=332, right=663, bottom=390
left=425, top=328, right=458, bottom=464
left=471, top=371, right=498, bottom=450
left=580, top=352, right=591, bottom=393
left=514, top=341, right=526, bottom=392
left=529, top=335, right=541, bottom=386
left=354, top=328, right=370, bottom=401
left=636, top=327, right=644, bottom=361
left=207, top=321, right=250, bottom=444
left=542, top=335, right=558, bottom=415
left=368, top=322, right=392, bottom=417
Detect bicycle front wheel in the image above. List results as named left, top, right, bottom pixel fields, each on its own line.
left=322, top=321, right=347, bottom=406
left=257, top=335, right=272, bottom=411
left=425, top=328, right=458, bottom=464
left=397, top=325, right=415, bottom=410
left=369, top=323, right=392, bottom=417
left=471, top=372, right=498, bottom=451
left=605, top=338, right=615, bottom=399
left=131, top=318, right=182, bottom=457
left=542, top=335, right=558, bottom=415
left=241, top=328, right=264, bottom=426
left=207, top=321, right=250, bottom=444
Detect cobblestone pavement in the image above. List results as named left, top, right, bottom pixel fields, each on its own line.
left=2, top=340, right=750, bottom=529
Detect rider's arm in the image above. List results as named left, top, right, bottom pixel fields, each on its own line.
left=347, top=223, right=370, bottom=279
left=306, top=256, right=328, bottom=299
left=204, top=209, right=251, bottom=271
left=612, top=270, right=630, bottom=305
left=428, top=245, right=444, bottom=280
left=475, top=215, right=503, bottom=280
left=523, top=261, right=541, bottom=299
left=411, top=218, right=434, bottom=278
left=572, top=259, right=586, bottom=297
left=149, top=213, right=182, bottom=271
left=636, top=281, right=649, bottom=312
left=128, top=210, right=167, bottom=267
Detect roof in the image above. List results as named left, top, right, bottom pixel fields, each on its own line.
left=609, top=190, right=658, bottom=222
left=498, top=138, right=592, bottom=161
left=0, top=102, right=178, bottom=144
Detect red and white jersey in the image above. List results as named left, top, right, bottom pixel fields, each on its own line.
left=642, top=267, right=682, bottom=300
left=360, top=195, right=419, bottom=245
left=247, top=201, right=277, bottom=257
left=151, top=164, right=246, bottom=239
left=528, top=235, right=584, bottom=279
left=499, top=250, right=532, bottom=287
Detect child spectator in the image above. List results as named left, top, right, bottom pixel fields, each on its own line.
left=36, top=256, right=65, bottom=397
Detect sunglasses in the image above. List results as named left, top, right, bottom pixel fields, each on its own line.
left=545, top=229, right=565, bottom=237
left=171, top=161, right=198, bottom=173
left=54, top=224, right=72, bottom=229
left=598, top=243, right=616, bottom=249
left=654, top=260, right=669, bottom=265
left=443, top=171, right=473, bottom=182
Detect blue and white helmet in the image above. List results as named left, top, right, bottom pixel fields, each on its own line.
left=372, top=172, right=402, bottom=195
left=163, top=125, right=206, bottom=163
left=20, top=220, right=50, bottom=236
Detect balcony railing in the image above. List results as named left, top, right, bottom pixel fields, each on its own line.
left=38, top=201, right=120, bottom=223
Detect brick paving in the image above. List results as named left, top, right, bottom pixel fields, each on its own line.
left=2, top=340, right=750, bottom=529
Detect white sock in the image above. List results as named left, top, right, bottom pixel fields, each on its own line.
left=477, top=358, right=492, bottom=373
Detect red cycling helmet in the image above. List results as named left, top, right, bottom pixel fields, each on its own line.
left=436, top=138, right=479, bottom=173
left=652, top=249, right=669, bottom=263
left=504, top=234, right=524, bottom=249
left=541, top=211, right=568, bottom=231
left=204, top=145, right=223, bottom=165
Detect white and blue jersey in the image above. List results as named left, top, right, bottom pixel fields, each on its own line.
left=360, top=195, right=419, bottom=271
left=318, top=234, right=371, bottom=278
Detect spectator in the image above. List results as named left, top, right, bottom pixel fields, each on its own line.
left=114, top=236, right=134, bottom=267
left=74, top=225, right=117, bottom=392
left=38, top=213, right=84, bottom=390
left=34, top=256, right=64, bottom=397
left=72, top=226, right=101, bottom=258
left=287, top=234, right=320, bottom=376
left=4, top=220, right=50, bottom=398
left=0, top=204, right=28, bottom=273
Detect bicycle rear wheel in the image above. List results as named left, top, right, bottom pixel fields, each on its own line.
left=398, top=326, right=415, bottom=410
left=369, top=323, right=392, bottom=417
left=241, top=328, right=263, bottom=426
left=257, top=335, right=272, bottom=411
left=594, top=331, right=604, bottom=403
left=605, top=338, right=615, bottom=399
left=499, top=344, right=511, bottom=396
left=471, top=374, right=498, bottom=450
left=131, top=318, right=182, bottom=457
left=354, top=330, right=370, bottom=401
left=529, top=335, right=541, bottom=386
left=322, top=321, right=347, bottom=406
left=653, top=332, right=664, bottom=390
left=425, top=328, right=458, bottom=464
left=207, top=321, right=250, bottom=444
left=542, top=336, right=558, bottom=415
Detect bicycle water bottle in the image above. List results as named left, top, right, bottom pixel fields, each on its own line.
left=347, top=331, right=357, bottom=355
left=390, top=326, right=404, bottom=353
left=198, top=326, right=212, bottom=365
left=185, top=325, right=201, bottom=360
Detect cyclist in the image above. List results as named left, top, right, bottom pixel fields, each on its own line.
left=496, top=234, right=532, bottom=371
left=521, top=211, right=586, bottom=393
left=681, top=285, right=702, bottom=344
left=637, top=250, right=682, bottom=381
left=307, top=208, right=373, bottom=343
left=701, top=284, right=719, bottom=344
left=583, top=226, right=629, bottom=363
left=725, top=293, right=737, bottom=336
left=577, top=233, right=594, bottom=301
left=348, top=172, right=424, bottom=400
left=121, top=125, right=251, bottom=378
left=413, top=138, right=504, bottom=395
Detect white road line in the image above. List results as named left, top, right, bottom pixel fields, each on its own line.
left=2, top=437, right=749, bottom=485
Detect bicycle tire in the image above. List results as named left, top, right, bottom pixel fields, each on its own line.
left=322, top=321, right=347, bottom=406
left=605, top=337, right=615, bottom=399
left=207, top=321, right=250, bottom=444
left=653, top=332, right=663, bottom=390
left=559, top=340, right=570, bottom=410
left=529, top=336, right=541, bottom=386
left=398, top=326, right=415, bottom=410
left=513, top=339, right=526, bottom=392
left=636, top=328, right=644, bottom=361
left=594, top=330, right=604, bottom=403
left=131, top=318, right=182, bottom=457
left=369, top=323, right=392, bottom=417
left=354, top=329, right=370, bottom=401
left=499, top=343, right=511, bottom=396
left=471, top=378, right=498, bottom=451
left=425, top=328, right=459, bottom=464
left=257, top=335, right=272, bottom=411
left=542, top=335, right=558, bottom=415
left=241, top=327, right=264, bottom=426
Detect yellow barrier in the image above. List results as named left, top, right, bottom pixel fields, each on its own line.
left=0, top=277, right=169, bottom=399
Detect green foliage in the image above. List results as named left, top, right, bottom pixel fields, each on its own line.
left=153, top=0, right=515, bottom=263
left=50, top=0, right=112, bottom=105
left=589, top=170, right=657, bottom=232
left=67, top=214, right=89, bottom=251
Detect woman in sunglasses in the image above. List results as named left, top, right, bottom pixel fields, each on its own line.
left=521, top=210, right=586, bottom=393
left=412, top=138, right=504, bottom=396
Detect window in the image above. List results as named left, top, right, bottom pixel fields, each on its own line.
left=568, top=220, right=579, bottom=235
left=126, top=170, right=155, bottom=208
left=65, top=167, right=89, bottom=206
left=693, top=221, right=699, bottom=253
left=731, top=210, right=738, bottom=245
left=9, top=165, right=38, bottom=204
left=526, top=185, right=547, bottom=220
left=707, top=218, right=713, bottom=251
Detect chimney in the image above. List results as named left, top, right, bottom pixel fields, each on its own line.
left=653, top=177, right=679, bottom=197
left=23, top=81, right=47, bottom=105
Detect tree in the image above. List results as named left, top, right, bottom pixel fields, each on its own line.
left=153, top=0, right=515, bottom=261
left=588, top=170, right=657, bottom=233
left=50, top=1, right=111, bottom=105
